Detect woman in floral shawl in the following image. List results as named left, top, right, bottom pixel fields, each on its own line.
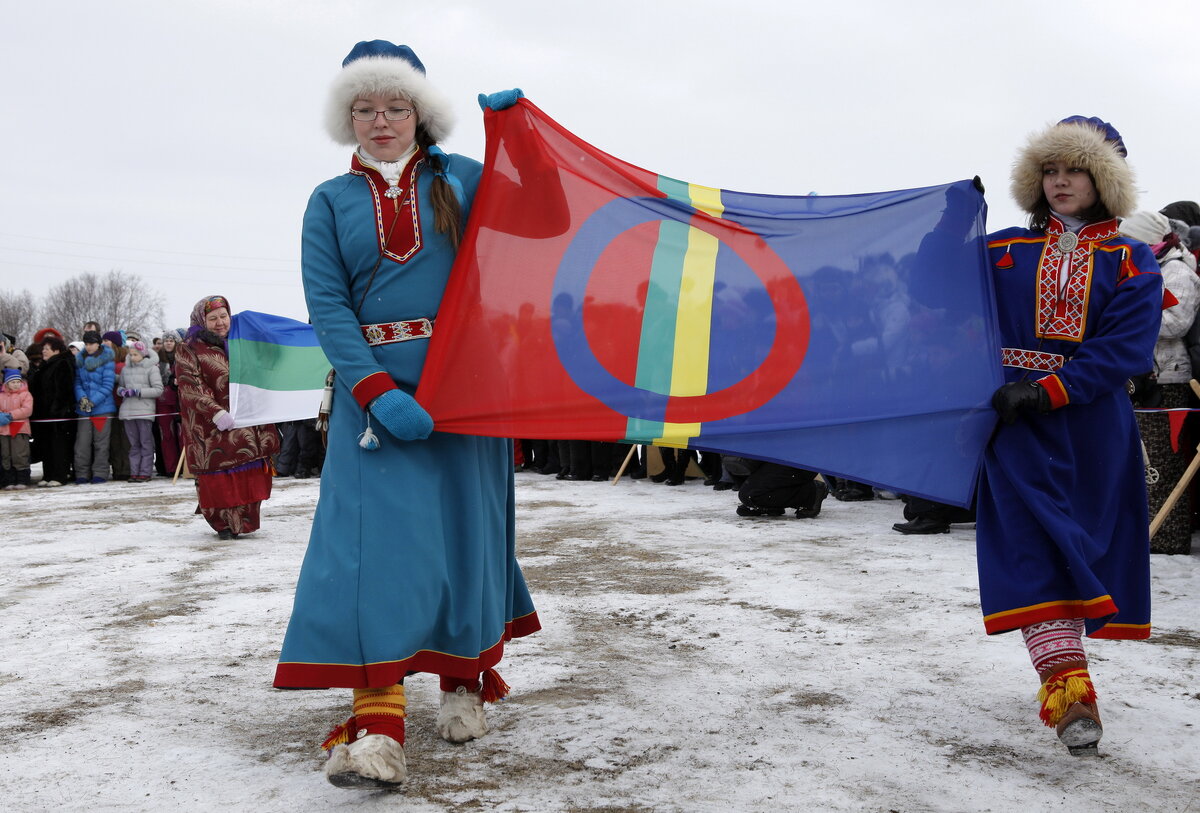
left=175, top=295, right=279, bottom=539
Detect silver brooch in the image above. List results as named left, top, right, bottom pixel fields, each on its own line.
left=1056, top=232, right=1078, bottom=253
left=384, top=186, right=403, bottom=199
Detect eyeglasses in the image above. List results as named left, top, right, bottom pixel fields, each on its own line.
left=351, top=107, right=414, bottom=123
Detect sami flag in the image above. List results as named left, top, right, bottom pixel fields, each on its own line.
left=418, top=100, right=1001, bottom=506
left=227, top=311, right=329, bottom=428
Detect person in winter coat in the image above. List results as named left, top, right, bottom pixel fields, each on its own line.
left=155, top=330, right=183, bottom=476
left=29, top=335, right=77, bottom=486
left=0, top=333, right=29, bottom=376
left=1119, top=210, right=1200, bottom=555
left=274, top=42, right=546, bottom=789
left=117, top=340, right=164, bottom=483
left=154, top=330, right=184, bottom=474
left=175, top=296, right=278, bottom=538
left=73, top=330, right=116, bottom=484
left=983, top=116, right=1162, bottom=757
left=103, top=332, right=131, bottom=482
left=0, top=368, right=34, bottom=489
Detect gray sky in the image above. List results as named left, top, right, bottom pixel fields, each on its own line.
left=2, top=0, right=1197, bottom=334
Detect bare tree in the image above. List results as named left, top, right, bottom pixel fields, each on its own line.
left=39, top=271, right=166, bottom=342
left=0, top=289, right=39, bottom=346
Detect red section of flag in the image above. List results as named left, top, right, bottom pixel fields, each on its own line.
left=417, top=100, right=660, bottom=440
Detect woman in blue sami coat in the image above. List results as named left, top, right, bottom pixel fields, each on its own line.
left=983, top=116, right=1161, bottom=756
left=274, top=40, right=540, bottom=788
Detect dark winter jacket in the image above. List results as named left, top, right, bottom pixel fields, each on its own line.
left=29, top=350, right=77, bottom=419
left=74, top=345, right=116, bottom=415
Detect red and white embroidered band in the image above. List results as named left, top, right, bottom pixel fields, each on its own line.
left=1001, top=347, right=1064, bottom=372
left=360, top=319, right=433, bottom=347
left=1022, top=617, right=1086, bottom=674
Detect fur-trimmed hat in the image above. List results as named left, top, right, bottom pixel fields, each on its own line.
left=325, top=40, right=455, bottom=147
left=1010, top=116, right=1136, bottom=219
left=1119, top=210, right=1170, bottom=246
left=33, top=327, right=63, bottom=346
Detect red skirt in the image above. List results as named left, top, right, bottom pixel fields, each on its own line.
left=196, top=459, right=272, bottom=509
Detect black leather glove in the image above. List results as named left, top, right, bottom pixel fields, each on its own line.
left=992, top=381, right=1050, bottom=424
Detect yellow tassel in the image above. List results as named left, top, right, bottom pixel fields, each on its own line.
left=1037, top=668, right=1097, bottom=727
left=320, top=716, right=356, bottom=751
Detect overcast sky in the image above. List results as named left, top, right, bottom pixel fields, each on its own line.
left=2, top=0, right=1196, bottom=335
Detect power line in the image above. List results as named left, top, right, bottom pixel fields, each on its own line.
left=0, top=232, right=298, bottom=264
left=0, top=247, right=299, bottom=274
left=0, top=258, right=301, bottom=287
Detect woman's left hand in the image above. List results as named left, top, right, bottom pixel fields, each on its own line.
left=478, top=88, right=524, bottom=112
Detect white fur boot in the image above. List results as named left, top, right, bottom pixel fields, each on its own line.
left=437, top=686, right=488, bottom=743
left=324, top=734, right=407, bottom=788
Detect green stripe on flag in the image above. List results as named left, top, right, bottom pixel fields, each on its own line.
left=227, top=338, right=330, bottom=391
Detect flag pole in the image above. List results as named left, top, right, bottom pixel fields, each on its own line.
left=172, top=443, right=187, bottom=485
left=611, top=444, right=639, bottom=485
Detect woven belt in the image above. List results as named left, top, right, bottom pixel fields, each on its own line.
left=360, top=318, right=433, bottom=347
left=1001, top=347, right=1064, bottom=373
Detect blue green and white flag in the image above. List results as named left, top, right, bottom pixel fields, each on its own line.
left=228, top=311, right=329, bottom=428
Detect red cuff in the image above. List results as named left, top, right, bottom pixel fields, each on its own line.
left=351, top=371, right=397, bottom=410
left=1037, top=375, right=1069, bottom=410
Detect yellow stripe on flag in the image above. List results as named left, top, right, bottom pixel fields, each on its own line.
left=657, top=184, right=722, bottom=447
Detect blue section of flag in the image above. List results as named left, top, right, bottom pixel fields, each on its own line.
left=230, top=311, right=322, bottom=347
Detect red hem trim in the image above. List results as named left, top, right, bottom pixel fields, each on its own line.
left=274, top=612, right=541, bottom=689
left=1090, top=624, right=1151, bottom=640
left=983, top=598, right=1118, bottom=635
left=1037, top=375, right=1069, bottom=410
left=352, top=372, right=397, bottom=410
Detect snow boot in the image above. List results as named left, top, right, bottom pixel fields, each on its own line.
left=736, top=503, right=785, bottom=517
left=322, top=685, right=408, bottom=788
left=1056, top=701, right=1103, bottom=756
left=796, top=480, right=829, bottom=519
left=437, top=669, right=509, bottom=743
left=438, top=685, right=488, bottom=743
left=325, top=735, right=407, bottom=788
left=1038, top=665, right=1101, bottom=756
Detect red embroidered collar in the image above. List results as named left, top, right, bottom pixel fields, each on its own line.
left=1044, top=216, right=1120, bottom=244
left=348, top=150, right=425, bottom=263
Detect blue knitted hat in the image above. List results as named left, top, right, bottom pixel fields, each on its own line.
left=341, top=40, right=426, bottom=73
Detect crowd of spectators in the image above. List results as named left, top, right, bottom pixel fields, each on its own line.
left=4, top=320, right=316, bottom=491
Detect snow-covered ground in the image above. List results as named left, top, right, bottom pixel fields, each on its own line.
left=1, top=468, right=1197, bottom=812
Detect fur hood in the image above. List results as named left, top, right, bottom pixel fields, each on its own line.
left=325, top=54, right=455, bottom=147
left=1010, top=120, right=1136, bottom=219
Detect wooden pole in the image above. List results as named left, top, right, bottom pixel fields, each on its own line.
left=611, top=444, right=639, bottom=485
left=172, top=443, right=186, bottom=485
left=1148, top=379, right=1200, bottom=538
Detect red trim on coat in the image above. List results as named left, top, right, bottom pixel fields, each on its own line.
left=351, top=371, right=398, bottom=410
left=273, top=611, right=542, bottom=689
left=1089, top=623, right=1151, bottom=640
left=983, top=597, right=1118, bottom=635
left=1037, top=375, right=1069, bottom=409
